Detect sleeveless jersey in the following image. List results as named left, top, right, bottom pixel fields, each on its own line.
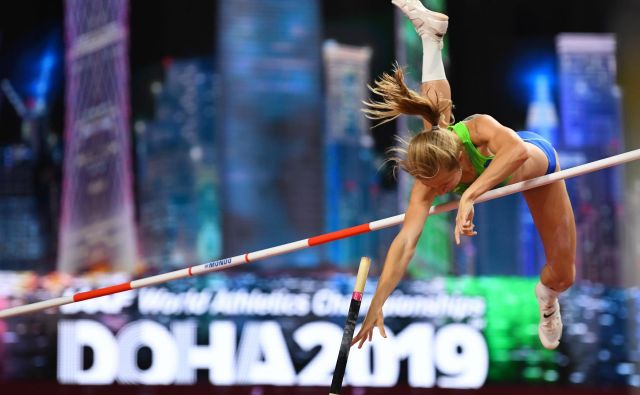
left=449, top=122, right=509, bottom=195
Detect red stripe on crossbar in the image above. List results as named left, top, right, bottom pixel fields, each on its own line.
left=188, top=266, right=193, bottom=276
left=308, top=223, right=371, bottom=246
left=73, top=282, right=132, bottom=302
left=244, top=253, right=250, bottom=263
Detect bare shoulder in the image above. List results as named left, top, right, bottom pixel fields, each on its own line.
left=462, top=113, right=484, bottom=122
left=463, top=114, right=513, bottom=145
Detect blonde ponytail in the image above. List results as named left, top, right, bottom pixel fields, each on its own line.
left=362, top=64, right=452, bottom=128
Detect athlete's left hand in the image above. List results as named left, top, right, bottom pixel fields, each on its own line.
left=455, top=197, right=477, bottom=245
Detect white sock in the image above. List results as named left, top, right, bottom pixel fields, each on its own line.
left=421, top=36, right=446, bottom=82
left=537, top=281, right=560, bottom=305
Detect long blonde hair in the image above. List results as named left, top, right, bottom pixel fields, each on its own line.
left=363, top=65, right=461, bottom=179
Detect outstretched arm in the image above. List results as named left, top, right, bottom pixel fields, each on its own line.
left=352, top=181, right=435, bottom=347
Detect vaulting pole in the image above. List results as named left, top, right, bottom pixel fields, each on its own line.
left=1, top=149, right=639, bottom=319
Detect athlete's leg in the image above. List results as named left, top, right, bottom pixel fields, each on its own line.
left=522, top=170, right=576, bottom=349
left=393, top=0, right=452, bottom=127
left=524, top=181, right=576, bottom=291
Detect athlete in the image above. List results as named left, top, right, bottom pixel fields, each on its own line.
left=352, top=0, right=576, bottom=350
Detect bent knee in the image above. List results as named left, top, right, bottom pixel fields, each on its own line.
left=553, top=271, right=575, bottom=292
left=545, top=257, right=575, bottom=292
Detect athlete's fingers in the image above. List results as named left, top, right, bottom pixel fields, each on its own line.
left=352, top=331, right=363, bottom=346
left=377, top=319, right=387, bottom=338
left=379, top=325, right=387, bottom=338
left=357, top=332, right=368, bottom=349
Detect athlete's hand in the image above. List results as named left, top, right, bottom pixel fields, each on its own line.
left=455, top=197, right=477, bottom=245
left=351, top=309, right=387, bottom=348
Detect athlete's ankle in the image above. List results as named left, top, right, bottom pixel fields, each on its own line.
left=535, top=281, right=560, bottom=306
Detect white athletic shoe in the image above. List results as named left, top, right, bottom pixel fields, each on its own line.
left=535, top=282, right=563, bottom=350
left=391, top=0, right=449, bottom=43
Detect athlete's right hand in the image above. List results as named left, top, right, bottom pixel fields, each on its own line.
left=351, top=309, right=387, bottom=348
left=455, top=196, right=477, bottom=244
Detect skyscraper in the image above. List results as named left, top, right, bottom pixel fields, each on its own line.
left=519, top=75, right=559, bottom=276
left=0, top=145, right=46, bottom=270
left=217, top=0, right=323, bottom=269
left=556, top=33, right=623, bottom=285
left=58, top=0, right=137, bottom=274
left=323, top=41, right=376, bottom=268
left=136, top=59, right=220, bottom=271
left=0, top=79, right=61, bottom=272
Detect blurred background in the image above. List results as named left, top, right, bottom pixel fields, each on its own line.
left=0, top=0, right=640, bottom=393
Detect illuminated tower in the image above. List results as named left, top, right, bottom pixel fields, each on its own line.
left=556, top=34, right=623, bottom=285
left=217, top=0, right=323, bottom=268
left=323, top=41, right=377, bottom=267
left=136, top=59, right=221, bottom=271
left=519, top=75, right=559, bottom=276
left=58, top=0, right=137, bottom=274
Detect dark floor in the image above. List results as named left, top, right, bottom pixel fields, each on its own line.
left=0, top=382, right=635, bottom=395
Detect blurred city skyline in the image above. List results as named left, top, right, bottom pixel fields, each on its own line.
left=2, top=0, right=632, bottom=150
left=0, top=0, right=638, bottom=276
